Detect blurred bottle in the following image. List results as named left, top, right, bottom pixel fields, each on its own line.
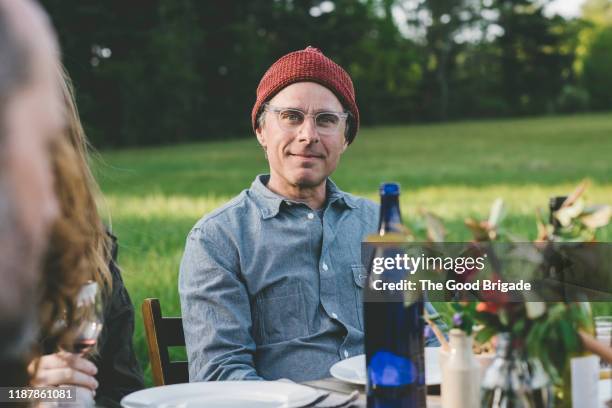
left=480, top=333, right=552, bottom=408
left=364, top=182, right=426, bottom=408
left=547, top=196, right=568, bottom=286
left=548, top=196, right=566, bottom=235
left=442, top=329, right=480, bottom=408
left=549, top=196, right=599, bottom=408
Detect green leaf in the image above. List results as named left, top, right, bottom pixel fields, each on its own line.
left=512, top=318, right=526, bottom=336
left=488, top=198, right=506, bottom=228
left=463, top=315, right=474, bottom=335
left=499, top=309, right=509, bottom=327
left=475, top=326, right=497, bottom=343
left=526, top=321, right=543, bottom=357
left=559, top=319, right=580, bottom=353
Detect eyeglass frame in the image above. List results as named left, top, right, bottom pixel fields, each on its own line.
left=261, top=103, right=351, bottom=136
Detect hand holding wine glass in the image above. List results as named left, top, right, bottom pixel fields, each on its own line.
left=30, top=281, right=103, bottom=399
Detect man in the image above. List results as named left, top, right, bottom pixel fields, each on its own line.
left=0, top=0, right=64, bottom=383
left=180, top=46, right=441, bottom=382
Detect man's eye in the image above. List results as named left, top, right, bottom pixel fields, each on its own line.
left=280, top=111, right=303, bottom=123
left=317, top=114, right=339, bottom=127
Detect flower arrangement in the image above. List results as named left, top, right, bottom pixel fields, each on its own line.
left=440, top=180, right=610, bottom=383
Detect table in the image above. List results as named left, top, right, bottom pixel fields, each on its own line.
left=303, top=377, right=442, bottom=407
left=303, top=378, right=612, bottom=408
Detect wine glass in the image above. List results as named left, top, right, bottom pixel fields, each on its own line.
left=69, top=280, right=104, bottom=355
left=50, top=282, right=103, bottom=407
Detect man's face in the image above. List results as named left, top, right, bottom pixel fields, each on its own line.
left=1, top=0, right=63, bottom=254
left=256, top=82, right=348, bottom=189
left=0, top=0, right=63, bottom=354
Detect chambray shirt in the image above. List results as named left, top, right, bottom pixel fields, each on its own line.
left=179, top=175, right=442, bottom=382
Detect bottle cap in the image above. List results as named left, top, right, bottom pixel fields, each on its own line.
left=549, top=196, right=567, bottom=226
left=380, top=182, right=400, bottom=196
left=549, top=196, right=567, bottom=212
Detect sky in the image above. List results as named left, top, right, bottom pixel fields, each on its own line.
left=387, top=0, right=589, bottom=42
left=545, top=0, right=587, bottom=18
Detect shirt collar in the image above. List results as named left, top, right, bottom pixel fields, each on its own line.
left=250, top=174, right=357, bottom=220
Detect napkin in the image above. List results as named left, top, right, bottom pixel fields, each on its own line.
left=277, top=378, right=360, bottom=408
left=308, top=390, right=360, bottom=408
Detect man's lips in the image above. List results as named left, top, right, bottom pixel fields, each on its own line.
left=288, top=152, right=324, bottom=159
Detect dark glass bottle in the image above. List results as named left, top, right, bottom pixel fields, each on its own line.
left=378, top=183, right=403, bottom=236
left=548, top=196, right=567, bottom=235
left=364, top=183, right=426, bottom=408
left=480, top=333, right=553, bottom=408
left=547, top=196, right=568, bottom=284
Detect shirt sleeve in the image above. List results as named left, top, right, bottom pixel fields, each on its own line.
left=179, top=225, right=263, bottom=381
left=94, top=235, right=145, bottom=405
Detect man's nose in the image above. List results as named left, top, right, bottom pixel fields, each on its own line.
left=297, top=116, right=319, bottom=144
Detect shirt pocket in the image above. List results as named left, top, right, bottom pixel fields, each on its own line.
left=254, top=281, right=309, bottom=345
left=352, top=265, right=367, bottom=330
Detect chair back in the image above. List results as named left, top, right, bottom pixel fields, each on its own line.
left=142, top=298, right=189, bottom=385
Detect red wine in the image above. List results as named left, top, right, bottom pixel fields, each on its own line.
left=73, top=338, right=96, bottom=354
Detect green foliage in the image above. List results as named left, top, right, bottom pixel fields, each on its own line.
left=447, top=302, right=476, bottom=335
left=583, top=26, right=612, bottom=110
left=475, top=325, right=498, bottom=344
left=556, top=85, right=590, bottom=113
left=440, top=176, right=610, bottom=385
left=581, top=0, right=612, bottom=27
left=526, top=303, right=592, bottom=383
left=38, top=0, right=603, bottom=148
left=450, top=300, right=596, bottom=385
left=493, top=1, right=577, bottom=115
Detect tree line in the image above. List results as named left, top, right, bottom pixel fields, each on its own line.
left=41, top=0, right=612, bottom=148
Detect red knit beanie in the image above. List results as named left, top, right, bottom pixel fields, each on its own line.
left=252, top=46, right=359, bottom=144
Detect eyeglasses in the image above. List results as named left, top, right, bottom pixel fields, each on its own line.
left=263, top=104, right=349, bottom=135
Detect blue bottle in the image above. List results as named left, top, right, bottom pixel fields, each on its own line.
left=364, top=183, right=426, bottom=408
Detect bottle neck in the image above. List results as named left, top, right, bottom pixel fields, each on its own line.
left=549, top=196, right=567, bottom=235
left=448, top=329, right=474, bottom=360
left=494, top=332, right=527, bottom=359
left=379, top=194, right=402, bottom=235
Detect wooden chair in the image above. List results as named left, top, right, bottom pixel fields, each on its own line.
left=142, top=298, right=189, bottom=385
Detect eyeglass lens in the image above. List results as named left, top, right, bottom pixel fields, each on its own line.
left=277, top=109, right=341, bottom=132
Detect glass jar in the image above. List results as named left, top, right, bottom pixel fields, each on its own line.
left=481, top=333, right=553, bottom=408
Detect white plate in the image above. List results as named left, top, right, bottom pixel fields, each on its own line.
left=121, top=381, right=320, bottom=408
left=329, top=347, right=441, bottom=386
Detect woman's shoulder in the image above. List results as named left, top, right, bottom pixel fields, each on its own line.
left=103, top=228, right=131, bottom=312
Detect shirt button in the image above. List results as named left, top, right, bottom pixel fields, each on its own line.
left=344, top=350, right=349, bottom=358
left=322, top=263, right=329, bottom=271
left=307, top=213, right=314, bottom=220
left=331, top=312, right=338, bottom=319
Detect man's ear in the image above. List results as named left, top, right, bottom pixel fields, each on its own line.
left=256, top=127, right=266, bottom=149
left=340, top=139, right=349, bottom=154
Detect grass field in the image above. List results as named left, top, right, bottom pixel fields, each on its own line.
left=95, top=112, right=612, bottom=385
